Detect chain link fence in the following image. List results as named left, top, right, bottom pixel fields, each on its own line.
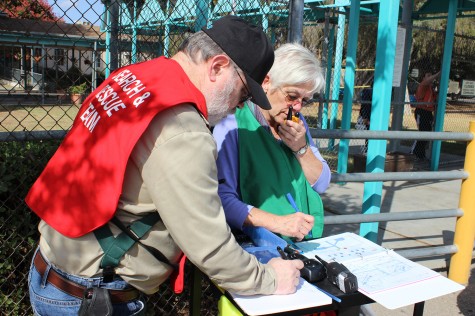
left=0, top=1, right=291, bottom=314
left=1, top=1, right=475, bottom=315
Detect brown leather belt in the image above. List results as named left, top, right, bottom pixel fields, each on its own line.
left=33, top=250, right=140, bottom=303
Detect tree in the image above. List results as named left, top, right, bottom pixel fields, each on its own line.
left=411, top=18, right=475, bottom=81
left=2, top=0, right=63, bottom=22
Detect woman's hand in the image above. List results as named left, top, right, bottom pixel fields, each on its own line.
left=270, top=212, right=314, bottom=241
left=246, top=208, right=314, bottom=241
left=278, top=119, right=307, bottom=153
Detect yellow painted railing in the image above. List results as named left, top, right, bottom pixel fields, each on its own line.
left=449, top=121, right=475, bottom=284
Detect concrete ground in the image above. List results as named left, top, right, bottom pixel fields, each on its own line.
left=319, top=158, right=474, bottom=316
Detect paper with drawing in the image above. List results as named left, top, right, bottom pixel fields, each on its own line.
left=296, top=232, right=438, bottom=294
left=296, top=232, right=465, bottom=309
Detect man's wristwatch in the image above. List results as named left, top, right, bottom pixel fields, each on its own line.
left=293, top=144, right=309, bottom=156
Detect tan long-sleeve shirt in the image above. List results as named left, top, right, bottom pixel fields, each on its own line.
left=39, top=104, right=276, bottom=295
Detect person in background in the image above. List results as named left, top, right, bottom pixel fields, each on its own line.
left=213, top=43, right=331, bottom=243
left=411, top=70, right=440, bottom=160
left=26, top=16, right=304, bottom=316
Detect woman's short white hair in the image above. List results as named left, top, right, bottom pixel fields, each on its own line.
left=268, top=43, right=324, bottom=94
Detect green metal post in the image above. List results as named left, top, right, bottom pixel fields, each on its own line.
left=337, top=0, right=361, bottom=174
left=329, top=0, right=346, bottom=149
left=105, top=1, right=111, bottom=77
left=430, top=0, right=457, bottom=171
left=194, top=0, right=209, bottom=32
left=322, top=26, right=335, bottom=130
left=131, top=0, right=137, bottom=64
left=261, top=4, right=269, bottom=34
left=360, top=0, right=400, bottom=243
left=164, top=0, right=171, bottom=59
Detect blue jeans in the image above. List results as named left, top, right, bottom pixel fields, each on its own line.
left=28, top=248, right=146, bottom=316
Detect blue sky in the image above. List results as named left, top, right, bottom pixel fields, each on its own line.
left=48, top=0, right=104, bottom=25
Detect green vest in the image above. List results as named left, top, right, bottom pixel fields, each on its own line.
left=236, top=104, right=324, bottom=241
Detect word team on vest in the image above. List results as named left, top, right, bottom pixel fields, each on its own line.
left=80, top=103, right=101, bottom=132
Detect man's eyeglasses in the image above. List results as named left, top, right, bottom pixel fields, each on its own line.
left=234, top=67, right=252, bottom=104
left=279, top=87, right=314, bottom=107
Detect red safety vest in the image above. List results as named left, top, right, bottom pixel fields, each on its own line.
left=25, top=57, right=207, bottom=238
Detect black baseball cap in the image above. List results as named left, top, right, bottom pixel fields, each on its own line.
left=202, top=15, right=274, bottom=110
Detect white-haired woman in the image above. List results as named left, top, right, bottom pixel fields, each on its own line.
left=213, top=43, right=331, bottom=243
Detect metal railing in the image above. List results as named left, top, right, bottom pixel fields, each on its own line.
left=12, top=68, right=43, bottom=90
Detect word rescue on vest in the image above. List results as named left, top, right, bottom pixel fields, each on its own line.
left=80, top=69, right=151, bottom=132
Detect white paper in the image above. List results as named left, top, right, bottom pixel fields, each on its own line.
left=296, top=233, right=465, bottom=309
left=229, top=278, right=332, bottom=316
left=344, top=250, right=438, bottom=294
left=367, top=274, right=465, bottom=310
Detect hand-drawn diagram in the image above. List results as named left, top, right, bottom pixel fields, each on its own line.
left=344, top=252, right=437, bottom=294
left=296, top=233, right=438, bottom=295
left=297, top=232, right=382, bottom=262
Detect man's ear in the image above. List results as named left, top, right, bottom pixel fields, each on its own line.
left=208, top=55, right=232, bottom=82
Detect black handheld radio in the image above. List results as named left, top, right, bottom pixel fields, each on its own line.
left=314, top=255, right=358, bottom=294
left=277, top=246, right=326, bottom=283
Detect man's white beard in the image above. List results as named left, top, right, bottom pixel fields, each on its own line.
left=206, top=77, right=237, bottom=126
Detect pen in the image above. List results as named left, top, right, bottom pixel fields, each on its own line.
left=286, top=239, right=304, bottom=253
left=276, top=246, right=287, bottom=260
left=286, top=193, right=313, bottom=238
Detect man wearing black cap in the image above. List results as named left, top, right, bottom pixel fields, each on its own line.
left=27, top=15, right=303, bottom=315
